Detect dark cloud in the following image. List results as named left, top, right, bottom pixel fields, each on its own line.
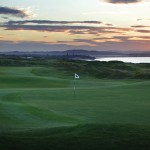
left=0, top=7, right=29, bottom=18
left=131, top=25, right=150, bottom=28
left=0, top=40, right=92, bottom=52
left=136, top=29, right=150, bottom=33
left=110, top=36, right=130, bottom=41
left=104, top=0, right=143, bottom=4
left=106, top=23, right=113, bottom=26
left=139, top=36, right=150, bottom=39
left=3, top=24, right=96, bottom=31
left=2, top=23, right=131, bottom=35
left=82, top=21, right=102, bottom=24
left=3, top=20, right=129, bottom=36
left=93, top=37, right=115, bottom=40
left=6, top=20, right=102, bottom=25
left=74, top=39, right=98, bottom=45
left=108, top=35, right=150, bottom=41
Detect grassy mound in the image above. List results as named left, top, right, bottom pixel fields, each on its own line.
left=55, top=60, right=150, bottom=79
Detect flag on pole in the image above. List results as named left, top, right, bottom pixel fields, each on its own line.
left=74, top=73, right=79, bottom=96
left=75, top=73, right=79, bottom=79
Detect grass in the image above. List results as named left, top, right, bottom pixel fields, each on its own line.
left=0, top=62, right=150, bottom=149
left=1, top=124, right=150, bottom=150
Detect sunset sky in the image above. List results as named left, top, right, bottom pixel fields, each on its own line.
left=0, top=0, right=150, bottom=52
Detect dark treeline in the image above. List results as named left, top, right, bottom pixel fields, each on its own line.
left=0, top=56, right=55, bottom=66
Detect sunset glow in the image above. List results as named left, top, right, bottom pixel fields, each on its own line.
left=0, top=0, right=150, bottom=51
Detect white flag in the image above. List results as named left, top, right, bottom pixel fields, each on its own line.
left=75, top=73, right=79, bottom=79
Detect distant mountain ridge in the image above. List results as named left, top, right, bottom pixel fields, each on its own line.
left=0, top=49, right=150, bottom=57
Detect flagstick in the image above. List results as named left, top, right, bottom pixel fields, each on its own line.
left=74, top=77, right=76, bottom=96
left=74, top=73, right=79, bottom=97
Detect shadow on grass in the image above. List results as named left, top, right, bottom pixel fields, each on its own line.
left=0, top=124, right=150, bottom=150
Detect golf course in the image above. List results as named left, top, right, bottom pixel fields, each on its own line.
left=0, top=58, right=150, bottom=150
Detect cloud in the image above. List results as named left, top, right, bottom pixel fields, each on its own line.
left=0, top=36, right=150, bottom=52
left=137, top=19, right=150, bottom=21
left=3, top=24, right=130, bottom=35
left=111, top=35, right=150, bottom=41
left=103, top=0, right=144, bottom=4
left=6, top=20, right=102, bottom=25
left=131, top=25, right=150, bottom=28
left=74, top=39, right=98, bottom=45
left=73, top=35, right=150, bottom=46
left=139, top=36, right=150, bottom=39
left=3, top=24, right=96, bottom=31
left=73, top=37, right=125, bottom=45
left=136, top=29, right=150, bottom=33
left=106, top=23, right=114, bottom=26
left=2, top=20, right=131, bottom=35
left=0, top=40, right=93, bottom=52
left=1, top=16, right=9, bottom=20
left=0, top=7, right=30, bottom=18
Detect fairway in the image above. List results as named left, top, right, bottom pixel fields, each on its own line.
left=0, top=66, right=150, bottom=130
left=0, top=66, right=150, bottom=150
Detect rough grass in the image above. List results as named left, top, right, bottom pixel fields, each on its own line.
left=55, top=60, right=150, bottom=79
left=1, top=124, right=150, bottom=150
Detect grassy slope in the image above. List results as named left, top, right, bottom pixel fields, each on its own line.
left=0, top=64, right=150, bottom=149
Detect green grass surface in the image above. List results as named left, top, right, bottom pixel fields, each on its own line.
left=0, top=65, right=150, bottom=149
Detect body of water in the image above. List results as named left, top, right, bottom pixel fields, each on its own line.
left=95, top=57, right=150, bottom=63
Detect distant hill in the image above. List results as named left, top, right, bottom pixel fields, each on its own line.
left=0, top=49, right=150, bottom=58
left=0, top=49, right=121, bottom=56
left=60, top=49, right=123, bottom=56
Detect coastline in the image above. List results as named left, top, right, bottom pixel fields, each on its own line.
left=95, top=57, right=150, bottom=63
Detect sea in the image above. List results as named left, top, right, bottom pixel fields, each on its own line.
left=95, top=57, right=150, bottom=63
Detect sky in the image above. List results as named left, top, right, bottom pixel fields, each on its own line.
left=0, top=0, right=150, bottom=52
